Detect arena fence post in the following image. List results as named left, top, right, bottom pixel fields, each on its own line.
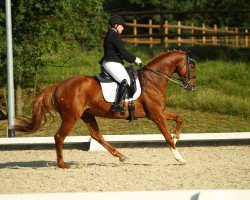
left=5, top=0, right=15, bottom=138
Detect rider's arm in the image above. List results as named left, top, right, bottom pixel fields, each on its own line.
left=111, top=32, right=136, bottom=63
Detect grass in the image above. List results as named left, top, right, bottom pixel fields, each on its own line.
left=0, top=106, right=249, bottom=137
left=1, top=45, right=249, bottom=137
left=166, top=60, right=249, bottom=117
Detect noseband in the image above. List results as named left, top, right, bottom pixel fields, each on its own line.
left=140, top=51, right=196, bottom=90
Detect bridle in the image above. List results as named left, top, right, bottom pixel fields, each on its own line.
left=139, top=51, right=196, bottom=90
left=177, top=52, right=196, bottom=90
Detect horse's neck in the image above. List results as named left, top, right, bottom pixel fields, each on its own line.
left=140, top=52, right=185, bottom=89
left=141, top=53, right=183, bottom=89
left=140, top=65, right=169, bottom=92
left=148, top=59, right=178, bottom=77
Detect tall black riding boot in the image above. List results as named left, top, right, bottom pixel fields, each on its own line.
left=112, top=79, right=129, bottom=114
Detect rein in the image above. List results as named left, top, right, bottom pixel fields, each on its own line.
left=141, top=66, right=184, bottom=88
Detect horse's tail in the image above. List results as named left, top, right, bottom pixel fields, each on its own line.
left=14, top=84, right=58, bottom=133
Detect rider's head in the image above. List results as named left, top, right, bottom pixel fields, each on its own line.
left=108, top=15, right=125, bottom=34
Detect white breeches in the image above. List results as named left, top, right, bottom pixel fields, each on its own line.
left=102, top=61, right=131, bottom=85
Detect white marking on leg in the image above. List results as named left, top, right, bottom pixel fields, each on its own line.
left=173, top=137, right=178, bottom=145
left=172, top=134, right=178, bottom=145
left=171, top=147, right=187, bottom=164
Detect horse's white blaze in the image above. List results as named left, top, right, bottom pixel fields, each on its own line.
left=171, top=148, right=187, bottom=164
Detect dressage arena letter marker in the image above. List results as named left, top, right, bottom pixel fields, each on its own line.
left=89, top=138, right=107, bottom=151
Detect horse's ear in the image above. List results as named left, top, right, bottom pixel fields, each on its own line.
left=186, top=51, right=196, bottom=65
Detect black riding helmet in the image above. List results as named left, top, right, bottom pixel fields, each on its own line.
left=108, top=15, right=125, bottom=26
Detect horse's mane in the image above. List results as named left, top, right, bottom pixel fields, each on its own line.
left=147, top=49, right=186, bottom=66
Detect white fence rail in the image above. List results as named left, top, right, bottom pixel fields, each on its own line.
left=1, top=190, right=250, bottom=200
left=0, top=132, right=249, bottom=150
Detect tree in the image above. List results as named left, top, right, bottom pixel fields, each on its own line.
left=0, top=0, right=107, bottom=114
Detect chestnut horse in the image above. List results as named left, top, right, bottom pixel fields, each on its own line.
left=15, top=50, right=196, bottom=168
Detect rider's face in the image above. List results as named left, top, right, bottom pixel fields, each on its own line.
left=116, top=24, right=124, bottom=34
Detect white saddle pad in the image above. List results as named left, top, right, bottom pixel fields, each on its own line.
left=100, top=78, right=141, bottom=103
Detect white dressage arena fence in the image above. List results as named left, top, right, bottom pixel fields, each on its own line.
left=0, top=132, right=249, bottom=150
left=1, top=190, right=250, bottom=200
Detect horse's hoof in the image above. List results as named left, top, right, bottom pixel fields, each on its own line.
left=58, top=163, right=70, bottom=169
left=119, top=156, right=128, bottom=162
left=179, top=159, right=187, bottom=165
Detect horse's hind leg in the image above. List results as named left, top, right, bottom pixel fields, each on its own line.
left=54, top=119, right=76, bottom=168
left=164, top=111, right=182, bottom=144
left=82, top=115, right=126, bottom=161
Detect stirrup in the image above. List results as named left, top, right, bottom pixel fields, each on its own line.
left=111, top=104, right=126, bottom=115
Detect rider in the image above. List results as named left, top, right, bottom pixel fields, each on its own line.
left=100, top=15, right=142, bottom=114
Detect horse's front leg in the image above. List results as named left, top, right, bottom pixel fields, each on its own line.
left=82, top=115, right=127, bottom=162
left=164, top=111, right=182, bottom=144
left=151, top=113, right=186, bottom=164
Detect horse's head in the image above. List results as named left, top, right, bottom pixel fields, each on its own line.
left=176, top=51, right=196, bottom=91
left=143, top=50, right=196, bottom=91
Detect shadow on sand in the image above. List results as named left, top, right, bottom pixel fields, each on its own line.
left=0, top=160, right=76, bottom=169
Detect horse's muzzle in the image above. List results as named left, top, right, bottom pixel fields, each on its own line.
left=184, top=83, right=195, bottom=91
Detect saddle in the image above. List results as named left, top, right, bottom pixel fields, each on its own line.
left=95, top=65, right=141, bottom=122
left=96, top=65, right=138, bottom=99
